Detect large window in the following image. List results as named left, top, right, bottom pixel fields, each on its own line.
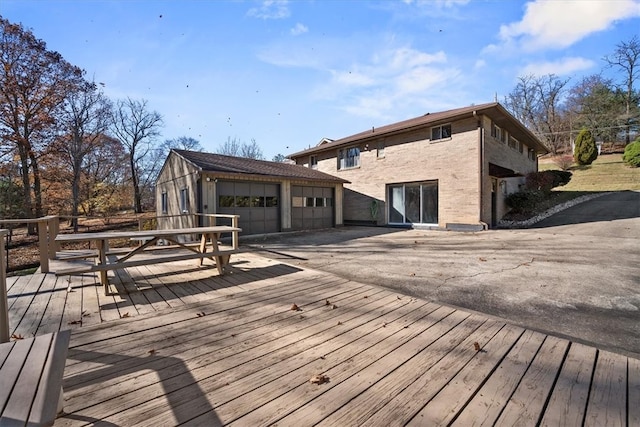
left=338, top=147, right=360, bottom=170
left=431, top=124, right=452, bottom=141
left=388, top=181, right=438, bottom=225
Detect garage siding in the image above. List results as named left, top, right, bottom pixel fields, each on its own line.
left=291, top=186, right=334, bottom=231
left=216, top=181, right=280, bottom=235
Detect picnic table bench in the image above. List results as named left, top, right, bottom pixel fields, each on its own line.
left=0, top=331, right=71, bottom=426
left=54, top=226, right=241, bottom=295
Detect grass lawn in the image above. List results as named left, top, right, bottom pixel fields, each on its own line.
left=539, top=153, right=640, bottom=191
left=503, top=153, right=638, bottom=222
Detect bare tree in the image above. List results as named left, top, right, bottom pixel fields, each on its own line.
left=0, top=17, right=84, bottom=226
left=161, top=136, right=202, bottom=153
left=241, top=138, right=264, bottom=159
left=504, top=74, right=571, bottom=154
left=216, top=136, right=242, bottom=156
left=54, top=81, right=112, bottom=230
left=216, top=137, right=264, bottom=159
left=110, top=98, right=163, bottom=213
left=604, top=36, right=640, bottom=144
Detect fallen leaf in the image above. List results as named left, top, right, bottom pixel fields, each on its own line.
left=337, top=321, right=342, bottom=325
left=397, top=296, right=402, bottom=300
left=11, top=333, right=23, bottom=340
left=196, top=312, right=206, bottom=317
left=331, top=304, right=338, bottom=309
left=479, top=257, right=487, bottom=262
left=474, top=342, right=481, bottom=351
left=121, top=312, right=130, bottom=318
left=310, top=374, right=329, bottom=385
left=363, top=296, right=368, bottom=299
left=325, top=299, right=331, bottom=306
left=82, top=311, right=91, bottom=317
left=148, top=349, right=156, bottom=355
left=68, top=320, right=82, bottom=325
left=320, top=355, right=326, bottom=360
left=409, top=272, right=415, bottom=276
left=291, top=303, right=302, bottom=311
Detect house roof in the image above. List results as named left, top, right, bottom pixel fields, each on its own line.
left=172, top=149, right=349, bottom=183
left=288, top=102, right=549, bottom=158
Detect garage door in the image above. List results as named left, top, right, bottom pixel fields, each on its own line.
left=291, top=186, right=334, bottom=231
left=216, top=181, right=280, bottom=235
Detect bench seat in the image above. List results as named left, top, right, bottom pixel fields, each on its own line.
left=0, top=330, right=71, bottom=426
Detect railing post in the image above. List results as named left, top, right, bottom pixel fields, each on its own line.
left=48, top=215, right=60, bottom=259
left=1, top=229, right=9, bottom=343
left=232, top=215, right=239, bottom=250
left=37, top=217, right=49, bottom=273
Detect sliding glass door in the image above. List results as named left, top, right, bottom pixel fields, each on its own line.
left=388, top=181, right=438, bottom=225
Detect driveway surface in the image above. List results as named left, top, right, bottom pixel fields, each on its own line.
left=244, top=191, right=640, bottom=357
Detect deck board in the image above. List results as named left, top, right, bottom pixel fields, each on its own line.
left=2, top=250, right=638, bottom=426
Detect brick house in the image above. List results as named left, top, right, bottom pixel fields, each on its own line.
left=288, top=102, right=549, bottom=230
left=155, top=150, right=348, bottom=235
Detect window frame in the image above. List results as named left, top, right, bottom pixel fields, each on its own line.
left=180, top=187, right=189, bottom=213
left=430, top=123, right=452, bottom=142
left=161, top=191, right=168, bottom=214
left=337, top=146, right=361, bottom=170
left=309, top=155, right=318, bottom=169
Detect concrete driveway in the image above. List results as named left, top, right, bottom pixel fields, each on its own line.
left=244, top=191, right=640, bottom=358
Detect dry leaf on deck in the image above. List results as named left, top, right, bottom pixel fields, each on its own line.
left=68, top=320, right=82, bottom=325
left=474, top=342, right=481, bottom=351
left=121, top=312, right=130, bottom=318
left=148, top=349, right=156, bottom=355
left=11, top=333, right=23, bottom=340
left=331, top=304, right=338, bottom=310
left=325, top=299, right=331, bottom=306
left=291, top=303, right=302, bottom=311
left=310, top=374, right=329, bottom=385
left=479, top=257, right=487, bottom=262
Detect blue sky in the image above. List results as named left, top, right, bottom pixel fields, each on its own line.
left=2, top=0, right=639, bottom=160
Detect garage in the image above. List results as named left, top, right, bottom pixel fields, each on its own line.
left=216, top=181, right=280, bottom=235
left=291, top=185, right=334, bottom=231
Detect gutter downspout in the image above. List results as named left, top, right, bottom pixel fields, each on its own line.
left=473, top=111, right=486, bottom=229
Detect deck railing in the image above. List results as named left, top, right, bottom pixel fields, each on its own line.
left=1, top=229, right=9, bottom=343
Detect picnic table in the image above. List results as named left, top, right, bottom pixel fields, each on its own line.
left=54, top=226, right=241, bottom=295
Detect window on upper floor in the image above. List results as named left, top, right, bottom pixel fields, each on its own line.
left=309, top=155, right=318, bottom=169
left=491, top=122, right=507, bottom=143
left=431, top=124, right=452, bottom=141
left=508, top=135, right=518, bottom=150
left=528, top=148, right=536, bottom=161
left=377, top=142, right=385, bottom=159
left=518, top=141, right=524, bottom=153
left=338, top=146, right=360, bottom=170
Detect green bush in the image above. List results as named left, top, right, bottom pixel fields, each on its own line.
left=574, top=128, right=598, bottom=166
left=622, top=139, right=640, bottom=167
left=505, top=190, right=545, bottom=213
left=525, top=170, right=572, bottom=193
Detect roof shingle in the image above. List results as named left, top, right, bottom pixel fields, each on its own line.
left=172, top=150, right=348, bottom=183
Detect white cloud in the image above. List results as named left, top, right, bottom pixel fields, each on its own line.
left=521, top=57, right=596, bottom=77
left=499, top=0, right=640, bottom=51
left=247, top=0, right=290, bottom=20
left=474, top=59, right=486, bottom=69
left=322, top=47, right=459, bottom=118
left=290, top=23, right=308, bottom=36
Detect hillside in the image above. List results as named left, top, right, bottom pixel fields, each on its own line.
left=539, top=154, right=640, bottom=192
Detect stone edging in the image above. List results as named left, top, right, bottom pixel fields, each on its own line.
left=498, top=192, right=611, bottom=229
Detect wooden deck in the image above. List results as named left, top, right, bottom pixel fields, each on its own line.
left=5, top=251, right=639, bottom=426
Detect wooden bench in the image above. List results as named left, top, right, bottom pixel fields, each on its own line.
left=0, top=330, right=71, bottom=426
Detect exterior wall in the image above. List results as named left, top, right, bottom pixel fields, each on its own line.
left=155, top=153, right=200, bottom=230
left=481, top=115, right=539, bottom=223
left=305, top=117, right=482, bottom=228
